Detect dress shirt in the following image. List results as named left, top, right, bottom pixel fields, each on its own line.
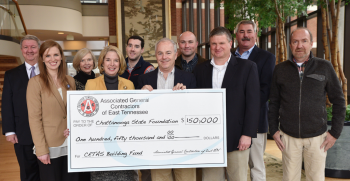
left=5, top=62, right=40, bottom=136
left=181, top=54, right=198, bottom=72
left=211, top=54, right=231, bottom=88
left=235, top=45, right=255, bottom=59
left=157, top=67, right=175, bottom=90
left=25, top=61, right=40, bottom=79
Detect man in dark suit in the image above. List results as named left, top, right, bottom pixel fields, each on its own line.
left=194, top=27, right=260, bottom=181
left=2, top=35, right=41, bottom=181
left=137, top=38, right=196, bottom=181
left=175, top=31, right=207, bottom=72
left=234, top=20, right=275, bottom=181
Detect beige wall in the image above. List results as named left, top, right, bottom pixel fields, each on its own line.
left=17, top=0, right=82, bottom=13
left=82, top=16, right=109, bottom=37
left=20, top=5, right=83, bottom=35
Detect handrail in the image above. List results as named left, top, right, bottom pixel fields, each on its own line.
left=0, top=5, right=14, bottom=16
left=12, top=0, right=27, bottom=35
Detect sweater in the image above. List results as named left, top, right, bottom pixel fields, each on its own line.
left=120, top=56, right=154, bottom=89
left=268, top=53, right=345, bottom=139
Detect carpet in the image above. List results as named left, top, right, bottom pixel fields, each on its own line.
left=247, top=153, right=306, bottom=181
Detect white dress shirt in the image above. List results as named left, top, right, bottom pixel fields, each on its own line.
left=157, top=67, right=175, bottom=90
left=211, top=54, right=231, bottom=89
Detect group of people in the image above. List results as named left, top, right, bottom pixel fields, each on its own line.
left=1, top=19, right=345, bottom=181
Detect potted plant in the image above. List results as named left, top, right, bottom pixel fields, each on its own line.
left=325, top=104, right=350, bottom=178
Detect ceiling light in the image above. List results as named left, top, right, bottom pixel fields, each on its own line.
left=58, top=32, right=64, bottom=34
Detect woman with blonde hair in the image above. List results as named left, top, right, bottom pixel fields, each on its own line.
left=72, top=48, right=97, bottom=90
left=65, top=45, right=137, bottom=181
left=26, top=40, right=79, bottom=180
left=85, top=45, right=134, bottom=91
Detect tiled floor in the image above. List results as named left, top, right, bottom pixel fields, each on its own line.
left=266, top=139, right=350, bottom=181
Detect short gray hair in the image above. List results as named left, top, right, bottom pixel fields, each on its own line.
left=155, top=38, right=177, bottom=53
left=235, top=20, right=257, bottom=33
left=20, top=35, right=41, bottom=48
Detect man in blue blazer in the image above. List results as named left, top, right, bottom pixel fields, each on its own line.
left=234, top=20, right=276, bottom=181
left=194, top=27, right=260, bottom=181
left=137, top=38, right=196, bottom=181
left=2, top=35, right=41, bottom=181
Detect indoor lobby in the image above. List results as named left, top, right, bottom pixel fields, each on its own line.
left=1, top=0, right=350, bottom=180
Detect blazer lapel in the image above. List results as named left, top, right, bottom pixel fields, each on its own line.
left=63, top=87, right=67, bottom=110
left=174, top=68, right=183, bottom=86
left=204, top=61, right=213, bottom=88
left=149, top=69, right=158, bottom=89
left=248, top=45, right=259, bottom=62
left=118, top=76, right=130, bottom=90
left=221, top=55, right=238, bottom=88
left=49, top=79, right=66, bottom=113
left=19, top=63, right=29, bottom=82
left=98, top=75, right=107, bottom=90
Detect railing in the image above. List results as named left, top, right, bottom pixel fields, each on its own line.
left=80, top=0, right=108, bottom=4
left=0, top=0, right=27, bottom=41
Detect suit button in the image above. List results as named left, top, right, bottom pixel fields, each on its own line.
left=63, top=116, right=66, bottom=119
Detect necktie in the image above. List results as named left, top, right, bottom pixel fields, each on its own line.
left=30, top=66, right=36, bottom=78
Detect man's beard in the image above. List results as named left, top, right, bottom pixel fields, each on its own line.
left=182, top=51, right=195, bottom=58
left=293, top=49, right=309, bottom=59
left=128, top=55, right=141, bottom=61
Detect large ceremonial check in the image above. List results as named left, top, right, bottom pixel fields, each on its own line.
left=67, top=89, right=227, bottom=172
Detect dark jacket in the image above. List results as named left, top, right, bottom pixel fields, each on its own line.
left=73, top=71, right=95, bottom=90
left=137, top=67, right=196, bottom=89
left=1, top=64, right=33, bottom=145
left=268, top=53, right=345, bottom=139
left=194, top=54, right=260, bottom=152
left=175, top=53, right=207, bottom=72
left=121, top=56, right=154, bottom=89
left=246, top=46, right=275, bottom=133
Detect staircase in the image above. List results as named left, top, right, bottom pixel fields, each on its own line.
left=0, top=56, right=20, bottom=122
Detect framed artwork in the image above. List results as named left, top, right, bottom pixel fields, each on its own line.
left=120, top=0, right=170, bottom=63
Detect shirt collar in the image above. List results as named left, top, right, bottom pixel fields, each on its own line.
left=158, top=67, right=175, bottom=75
left=25, top=61, right=38, bottom=71
left=211, top=53, right=231, bottom=68
left=235, top=45, right=255, bottom=58
left=292, top=57, right=309, bottom=66
left=181, top=54, right=198, bottom=64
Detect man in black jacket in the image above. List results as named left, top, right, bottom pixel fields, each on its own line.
left=234, top=20, right=275, bottom=181
left=2, top=35, right=41, bottom=181
left=269, top=27, right=345, bottom=180
left=194, top=26, right=260, bottom=181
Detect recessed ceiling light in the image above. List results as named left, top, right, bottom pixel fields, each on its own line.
left=58, top=32, right=64, bottom=34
